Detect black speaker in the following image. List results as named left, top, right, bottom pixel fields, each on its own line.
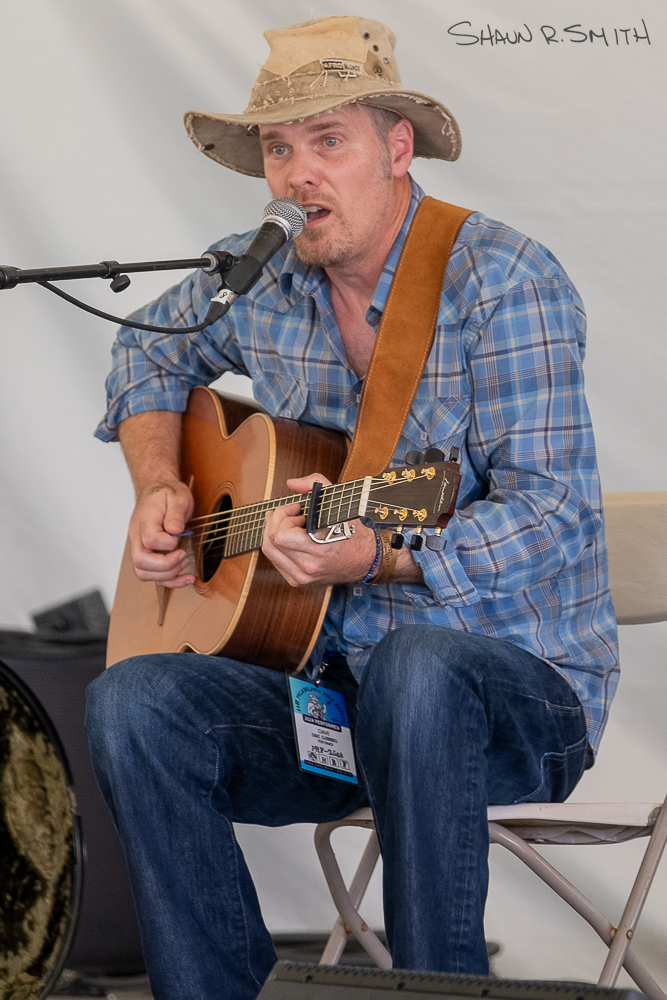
left=258, top=964, right=645, bottom=1000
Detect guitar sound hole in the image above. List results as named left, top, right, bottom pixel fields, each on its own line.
left=201, top=494, right=233, bottom=582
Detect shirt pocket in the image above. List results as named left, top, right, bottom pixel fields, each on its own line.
left=251, top=372, right=308, bottom=422
left=401, top=395, right=472, bottom=455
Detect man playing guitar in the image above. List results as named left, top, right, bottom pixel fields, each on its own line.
left=86, top=16, right=618, bottom=1000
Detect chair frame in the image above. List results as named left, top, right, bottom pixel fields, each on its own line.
left=314, top=798, right=667, bottom=999
left=313, top=491, right=667, bottom=996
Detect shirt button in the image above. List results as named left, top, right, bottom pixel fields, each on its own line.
left=285, top=408, right=292, bottom=418
left=420, top=431, right=428, bottom=443
left=356, top=394, right=361, bottom=403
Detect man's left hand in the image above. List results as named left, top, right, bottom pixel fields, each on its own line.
left=262, top=474, right=378, bottom=587
left=263, top=473, right=425, bottom=588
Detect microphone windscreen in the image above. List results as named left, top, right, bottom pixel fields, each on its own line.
left=262, top=198, right=307, bottom=239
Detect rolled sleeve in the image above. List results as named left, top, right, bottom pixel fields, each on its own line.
left=95, top=249, right=250, bottom=442
left=407, top=546, right=479, bottom=607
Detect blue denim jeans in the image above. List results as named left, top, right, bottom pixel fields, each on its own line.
left=85, top=625, right=591, bottom=1000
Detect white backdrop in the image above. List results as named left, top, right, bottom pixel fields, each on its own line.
left=0, top=0, right=665, bottom=986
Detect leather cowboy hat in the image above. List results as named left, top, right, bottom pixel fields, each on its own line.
left=184, top=15, right=462, bottom=178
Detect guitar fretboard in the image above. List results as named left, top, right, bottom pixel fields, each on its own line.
left=196, top=478, right=369, bottom=559
left=187, top=462, right=452, bottom=563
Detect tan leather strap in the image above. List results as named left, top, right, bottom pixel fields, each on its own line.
left=370, top=529, right=399, bottom=584
left=340, top=196, right=473, bottom=481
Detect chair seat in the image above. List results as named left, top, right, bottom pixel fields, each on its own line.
left=321, top=808, right=374, bottom=827
left=488, top=801, right=661, bottom=844
left=328, top=802, right=661, bottom=846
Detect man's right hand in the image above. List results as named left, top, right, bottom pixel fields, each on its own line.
left=117, top=411, right=196, bottom=588
left=128, top=480, right=196, bottom=588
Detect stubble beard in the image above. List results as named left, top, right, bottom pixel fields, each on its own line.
left=293, top=195, right=388, bottom=270
left=292, top=146, right=393, bottom=269
left=294, top=224, right=360, bottom=269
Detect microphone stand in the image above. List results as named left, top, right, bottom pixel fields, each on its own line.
left=0, top=252, right=234, bottom=290
left=0, top=251, right=238, bottom=334
left=0, top=200, right=304, bottom=334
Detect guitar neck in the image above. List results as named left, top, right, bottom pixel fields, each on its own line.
left=194, top=459, right=459, bottom=562
left=213, top=478, right=371, bottom=559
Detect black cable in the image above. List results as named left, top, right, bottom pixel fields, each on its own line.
left=38, top=280, right=214, bottom=334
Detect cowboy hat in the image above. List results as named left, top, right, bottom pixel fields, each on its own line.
left=184, top=15, right=461, bottom=178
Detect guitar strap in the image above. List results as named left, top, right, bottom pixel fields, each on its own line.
left=340, top=196, right=473, bottom=482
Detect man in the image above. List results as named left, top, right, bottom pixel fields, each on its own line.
left=86, top=15, right=619, bottom=1000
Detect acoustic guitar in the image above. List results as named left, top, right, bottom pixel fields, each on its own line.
left=107, top=387, right=461, bottom=672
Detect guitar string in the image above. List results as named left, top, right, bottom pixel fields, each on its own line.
left=198, top=485, right=366, bottom=558
left=189, top=478, right=366, bottom=541
left=185, top=476, right=373, bottom=525
left=184, top=465, right=440, bottom=527
left=187, top=484, right=356, bottom=544
left=189, top=474, right=437, bottom=549
left=187, top=473, right=434, bottom=543
left=193, top=482, right=367, bottom=556
left=193, top=473, right=442, bottom=559
left=187, top=471, right=434, bottom=532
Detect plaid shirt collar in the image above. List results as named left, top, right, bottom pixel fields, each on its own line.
left=277, top=176, right=424, bottom=328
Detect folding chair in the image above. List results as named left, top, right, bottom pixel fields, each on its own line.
left=314, top=492, right=667, bottom=999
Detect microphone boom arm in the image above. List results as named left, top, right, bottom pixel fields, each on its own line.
left=0, top=197, right=306, bottom=334
left=0, top=251, right=235, bottom=290
left=0, top=251, right=240, bottom=335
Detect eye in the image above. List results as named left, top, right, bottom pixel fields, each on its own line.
left=323, top=136, right=338, bottom=147
left=272, top=144, right=288, bottom=156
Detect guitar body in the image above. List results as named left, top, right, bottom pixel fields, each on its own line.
left=107, top=387, right=348, bottom=672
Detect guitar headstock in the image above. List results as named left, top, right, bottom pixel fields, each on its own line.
left=364, top=460, right=461, bottom=529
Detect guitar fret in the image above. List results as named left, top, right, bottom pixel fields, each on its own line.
left=257, top=502, right=268, bottom=548
left=344, top=482, right=354, bottom=521
left=230, top=512, right=240, bottom=557
left=334, top=485, right=344, bottom=524
left=350, top=481, right=359, bottom=519
left=336, top=486, right=344, bottom=524
left=252, top=503, right=266, bottom=554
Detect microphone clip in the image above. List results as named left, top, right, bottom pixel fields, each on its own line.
left=200, top=250, right=238, bottom=278
left=203, top=251, right=243, bottom=325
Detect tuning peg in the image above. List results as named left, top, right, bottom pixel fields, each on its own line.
left=404, top=451, right=424, bottom=466
left=448, top=447, right=460, bottom=463
left=424, top=448, right=444, bottom=462
left=391, top=527, right=405, bottom=550
left=409, top=527, right=424, bottom=551
left=426, top=527, right=447, bottom=552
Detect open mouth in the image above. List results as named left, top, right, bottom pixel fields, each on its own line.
left=303, top=205, right=331, bottom=226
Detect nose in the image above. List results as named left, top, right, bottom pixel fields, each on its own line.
left=284, top=143, right=322, bottom=193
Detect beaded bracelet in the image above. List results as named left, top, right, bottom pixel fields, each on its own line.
left=356, top=525, right=382, bottom=585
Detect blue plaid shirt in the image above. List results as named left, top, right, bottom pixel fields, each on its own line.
left=97, top=178, right=619, bottom=753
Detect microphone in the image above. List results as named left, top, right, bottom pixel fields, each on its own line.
left=207, top=198, right=307, bottom=320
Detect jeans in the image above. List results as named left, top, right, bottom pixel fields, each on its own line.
left=85, top=625, right=591, bottom=1000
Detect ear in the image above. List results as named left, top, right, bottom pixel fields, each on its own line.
left=390, top=119, right=414, bottom=178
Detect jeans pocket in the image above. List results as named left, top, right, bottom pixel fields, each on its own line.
left=513, top=732, right=590, bottom=804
